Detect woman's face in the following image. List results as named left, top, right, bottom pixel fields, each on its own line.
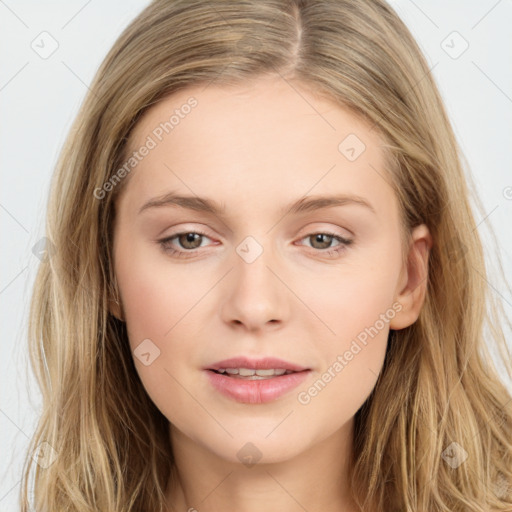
left=111, top=76, right=430, bottom=464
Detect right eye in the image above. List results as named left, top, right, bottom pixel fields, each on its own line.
left=158, top=230, right=214, bottom=258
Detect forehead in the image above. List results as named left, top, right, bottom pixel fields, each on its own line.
left=117, top=77, right=394, bottom=220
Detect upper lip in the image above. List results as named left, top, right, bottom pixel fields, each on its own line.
left=205, top=356, right=310, bottom=372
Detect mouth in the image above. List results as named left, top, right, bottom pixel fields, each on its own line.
left=208, top=368, right=303, bottom=380
left=205, top=366, right=312, bottom=404
left=205, top=355, right=310, bottom=374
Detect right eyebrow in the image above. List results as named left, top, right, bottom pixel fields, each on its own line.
left=138, top=192, right=224, bottom=215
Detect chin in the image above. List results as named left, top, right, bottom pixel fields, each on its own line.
left=202, top=431, right=310, bottom=467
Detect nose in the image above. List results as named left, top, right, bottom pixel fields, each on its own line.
left=220, top=246, right=289, bottom=332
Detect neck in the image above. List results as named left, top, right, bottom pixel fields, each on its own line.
left=165, top=419, right=361, bottom=512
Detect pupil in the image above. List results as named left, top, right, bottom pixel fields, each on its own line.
left=180, top=233, right=201, bottom=249
left=314, top=234, right=331, bottom=249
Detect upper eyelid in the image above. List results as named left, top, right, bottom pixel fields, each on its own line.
left=160, top=221, right=353, bottom=239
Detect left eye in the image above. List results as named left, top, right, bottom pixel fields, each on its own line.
left=298, top=232, right=351, bottom=251
left=158, top=230, right=353, bottom=259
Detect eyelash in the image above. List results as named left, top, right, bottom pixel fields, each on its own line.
left=158, top=230, right=353, bottom=259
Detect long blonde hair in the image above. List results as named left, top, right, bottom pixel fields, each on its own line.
left=20, top=0, right=512, bottom=510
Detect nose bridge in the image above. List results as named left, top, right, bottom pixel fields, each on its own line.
left=236, top=237, right=273, bottom=287
left=221, top=233, right=288, bottom=329
left=234, top=233, right=279, bottom=300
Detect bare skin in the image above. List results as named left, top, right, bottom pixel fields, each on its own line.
left=111, top=76, right=431, bottom=512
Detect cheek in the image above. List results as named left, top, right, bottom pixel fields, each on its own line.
left=302, top=251, right=401, bottom=347
left=293, top=272, right=396, bottom=427
left=334, top=269, right=398, bottom=345
left=115, top=241, right=212, bottom=343
left=113, top=242, right=216, bottom=416
left=300, top=248, right=401, bottom=395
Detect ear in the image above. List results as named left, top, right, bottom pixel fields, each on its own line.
left=109, top=297, right=125, bottom=322
left=389, top=224, right=432, bottom=330
left=108, top=278, right=125, bottom=322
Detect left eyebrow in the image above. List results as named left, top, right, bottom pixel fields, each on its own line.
left=285, top=194, right=376, bottom=216
left=138, top=191, right=376, bottom=216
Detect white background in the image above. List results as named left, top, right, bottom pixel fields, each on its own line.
left=1, top=1, right=511, bottom=509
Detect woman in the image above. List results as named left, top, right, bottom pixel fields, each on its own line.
left=20, top=0, right=512, bottom=510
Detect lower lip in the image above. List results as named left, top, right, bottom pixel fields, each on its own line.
left=205, top=370, right=311, bottom=404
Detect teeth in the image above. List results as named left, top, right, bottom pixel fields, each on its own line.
left=216, top=368, right=292, bottom=377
